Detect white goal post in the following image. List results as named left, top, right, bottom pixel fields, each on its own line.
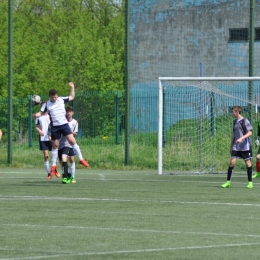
left=158, top=77, right=260, bottom=175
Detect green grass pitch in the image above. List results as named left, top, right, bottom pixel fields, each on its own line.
left=1, top=168, right=260, bottom=259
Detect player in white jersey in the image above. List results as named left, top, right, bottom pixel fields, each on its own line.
left=58, top=106, right=78, bottom=183
left=33, top=82, right=89, bottom=184
left=221, top=105, right=253, bottom=188
left=35, top=107, right=60, bottom=179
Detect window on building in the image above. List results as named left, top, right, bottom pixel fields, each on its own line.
left=255, top=28, right=260, bottom=41
left=229, top=28, right=248, bottom=42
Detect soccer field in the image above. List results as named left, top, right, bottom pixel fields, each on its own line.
left=1, top=168, right=260, bottom=260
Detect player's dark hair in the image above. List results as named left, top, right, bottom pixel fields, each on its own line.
left=66, top=106, right=74, bottom=112
left=49, top=89, right=58, bottom=97
left=232, top=105, right=242, bottom=114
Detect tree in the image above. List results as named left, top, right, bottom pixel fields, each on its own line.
left=0, top=0, right=125, bottom=98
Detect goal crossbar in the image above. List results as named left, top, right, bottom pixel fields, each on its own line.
left=159, top=77, right=260, bottom=81
left=158, top=77, right=260, bottom=175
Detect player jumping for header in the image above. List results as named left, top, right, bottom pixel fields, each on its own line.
left=33, top=82, right=89, bottom=183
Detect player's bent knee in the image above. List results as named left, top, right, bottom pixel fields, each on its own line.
left=230, top=158, right=236, bottom=167
left=246, top=162, right=252, bottom=168
left=69, top=140, right=76, bottom=145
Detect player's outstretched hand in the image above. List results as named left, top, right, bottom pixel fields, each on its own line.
left=68, top=82, right=74, bottom=88
left=255, top=137, right=260, bottom=147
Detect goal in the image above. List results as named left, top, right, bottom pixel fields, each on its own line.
left=158, top=77, right=260, bottom=175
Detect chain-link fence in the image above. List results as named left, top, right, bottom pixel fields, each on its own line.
left=0, top=90, right=159, bottom=169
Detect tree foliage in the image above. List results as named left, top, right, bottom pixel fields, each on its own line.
left=0, top=0, right=124, bottom=97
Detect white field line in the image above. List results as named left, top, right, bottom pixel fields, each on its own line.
left=0, top=242, right=259, bottom=260
left=98, top=174, right=107, bottom=181
left=0, top=170, right=244, bottom=177
left=0, top=172, right=245, bottom=177
left=0, top=195, right=260, bottom=207
left=0, top=171, right=249, bottom=184
left=2, top=223, right=260, bottom=239
left=0, top=176, right=253, bottom=186
left=1, top=207, right=259, bottom=221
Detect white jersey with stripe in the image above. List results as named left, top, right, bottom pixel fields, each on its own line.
left=35, top=114, right=51, bottom=142
left=40, top=97, right=69, bottom=126
left=59, top=118, right=78, bottom=149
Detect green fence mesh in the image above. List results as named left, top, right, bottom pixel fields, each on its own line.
left=1, top=85, right=260, bottom=172
left=0, top=90, right=159, bottom=169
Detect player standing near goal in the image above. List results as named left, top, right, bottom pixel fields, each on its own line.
left=33, top=82, right=89, bottom=183
left=221, top=105, right=253, bottom=188
left=35, top=106, right=60, bottom=180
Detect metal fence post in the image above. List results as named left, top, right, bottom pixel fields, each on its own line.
left=115, top=91, right=120, bottom=144
left=28, top=95, right=32, bottom=147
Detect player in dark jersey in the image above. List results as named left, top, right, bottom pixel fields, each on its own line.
left=221, top=105, right=253, bottom=188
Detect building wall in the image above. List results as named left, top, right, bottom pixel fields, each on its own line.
left=130, top=0, right=260, bottom=89
left=129, top=0, right=260, bottom=132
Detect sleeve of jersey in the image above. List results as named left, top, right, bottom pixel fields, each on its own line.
left=245, top=119, right=253, bottom=132
left=62, top=97, right=69, bottom=103
left=40, top=103, right=47, bottom=113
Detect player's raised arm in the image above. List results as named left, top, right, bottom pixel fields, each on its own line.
left=68, top=82, right=75, bottom=101
left=32, top=111, right=43, bottom=118
left=32, top=102, right=46, bottom=118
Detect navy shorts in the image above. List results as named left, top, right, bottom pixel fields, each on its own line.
left=58, top=147, right=75, bottom=161
left=51, top=124, right=72, bottom=141
left=231, top=150, right=252, bottom=160
left=39, top=140, right=52, bottom=151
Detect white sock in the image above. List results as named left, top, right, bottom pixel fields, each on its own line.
left=51, top=148, right=58, bottom=166
left=44, top=161, right=50, bottom=174
left=70, top=162, right=75, bottom=177
left=72, top=143, right=83, bottom=160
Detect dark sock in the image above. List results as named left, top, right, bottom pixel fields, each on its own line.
left=227, top=166, right=234, bottom=181
left=247, top=166, right=253, bottom=182
left=62, top=162, right=68, bottom=178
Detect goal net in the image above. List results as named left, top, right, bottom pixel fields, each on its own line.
left=158, top=77, right=260, bottom=175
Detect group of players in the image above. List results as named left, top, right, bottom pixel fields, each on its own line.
left=32, top=84, right=260, bottom=187
left=33, top=82, right=89, bottom=184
